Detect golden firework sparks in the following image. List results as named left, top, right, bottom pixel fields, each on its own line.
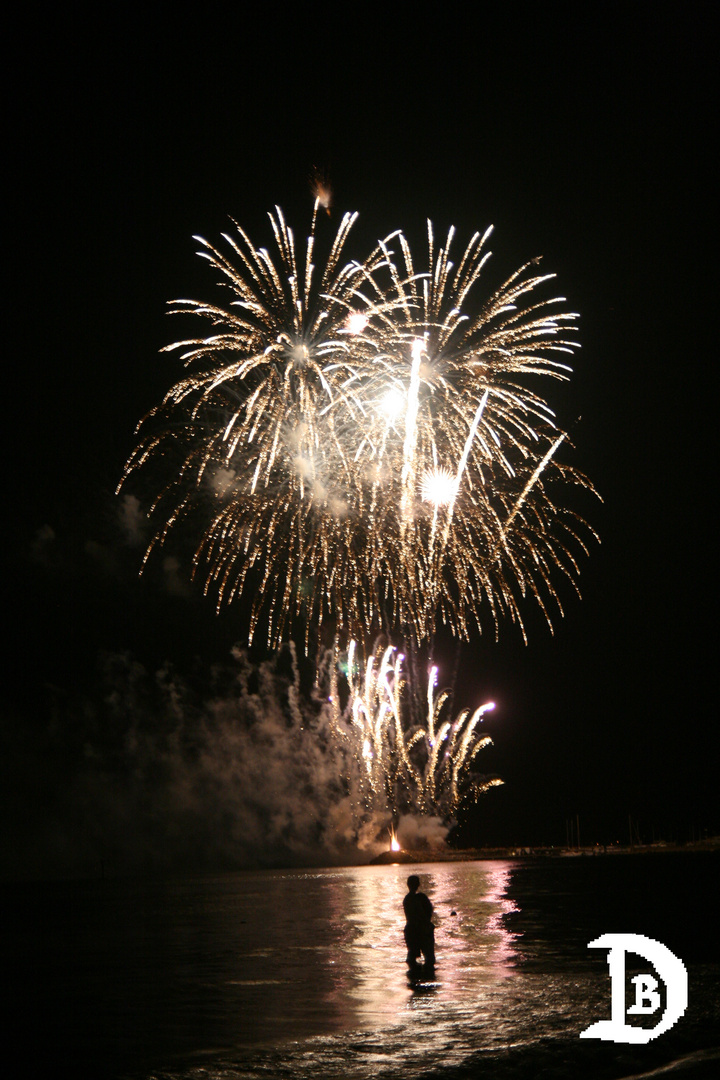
left=120, top=206, right=598, bottom=650
left=336, top=641, right=502, bottom=818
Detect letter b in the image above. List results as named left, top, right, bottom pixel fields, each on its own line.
left=627, top=973, right=661, bottom=1014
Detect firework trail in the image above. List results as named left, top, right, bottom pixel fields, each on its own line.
left=332, top=641, right=502, bottom=820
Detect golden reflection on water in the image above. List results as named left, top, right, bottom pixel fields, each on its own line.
left=321, top=861, right=519, bottom=1031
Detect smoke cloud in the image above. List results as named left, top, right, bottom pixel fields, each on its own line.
left=1, top=645, right=384, bottom=880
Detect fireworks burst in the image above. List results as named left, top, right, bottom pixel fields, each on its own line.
left=121, top=199, right=598, bottom=828
left=120, top=201, right=397, bottom=645
left=120, top=204, right=597, bottom=652
left=332, top=640, right=502, bottom=819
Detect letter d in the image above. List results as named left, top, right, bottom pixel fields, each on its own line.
left=579, top=933, right=688, bottom=1044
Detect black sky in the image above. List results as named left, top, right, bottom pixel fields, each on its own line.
left=4, top=6, right=716, bottom=874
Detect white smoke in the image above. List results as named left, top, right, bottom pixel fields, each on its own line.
left=397, top=813, right=450, bottom=851
left=161, top=555, right=192, bottom=596
left=118, top=493, right=145, bottom=545
left=0, top=645, right=378, bottom=879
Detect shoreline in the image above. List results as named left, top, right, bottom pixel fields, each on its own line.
left=4, top=838, right=717, bottom=884
left=369, top=836, right=720, bottom=864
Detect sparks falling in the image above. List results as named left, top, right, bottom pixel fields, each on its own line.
left=333, top=641, right=503, bottom=819
left=120, top=200, right=599, bottom=827
left=120, top=203, right=597, bottom=652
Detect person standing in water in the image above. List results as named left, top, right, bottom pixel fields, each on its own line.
left=403, top=875, right=435, bottom=968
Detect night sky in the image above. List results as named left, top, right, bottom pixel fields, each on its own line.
left=4, top=6, right=716, bottom=878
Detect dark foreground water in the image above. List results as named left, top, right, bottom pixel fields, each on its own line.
left=3, top=854, right=718, bottom=1079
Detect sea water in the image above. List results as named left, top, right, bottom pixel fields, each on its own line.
left=3, top=854, right=718, bottom=1079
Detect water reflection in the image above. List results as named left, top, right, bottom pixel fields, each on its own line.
left=12, top=857, right=716, bottom=1080
left=322, top=860, right=519, bottom=1030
